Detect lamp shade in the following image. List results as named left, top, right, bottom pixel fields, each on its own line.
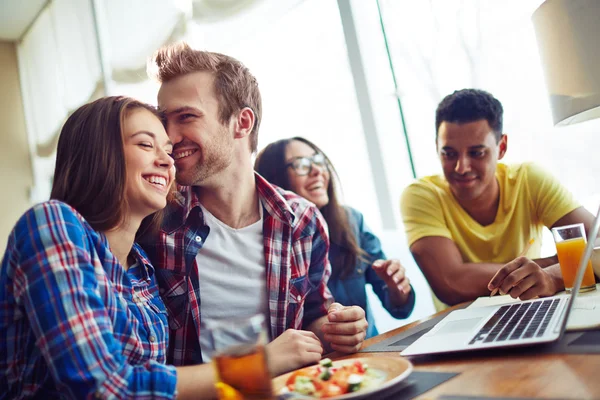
left=532, top=0, right=600, bottom=126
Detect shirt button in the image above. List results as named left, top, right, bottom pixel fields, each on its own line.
left=296, top=295, right=302, bottom=301
left=149, top=335, right=156, bottom=342
left=195, top=236, right=202, bottom=243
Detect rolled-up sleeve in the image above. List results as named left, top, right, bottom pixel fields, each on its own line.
left=301, top=208, right=334, bottom=328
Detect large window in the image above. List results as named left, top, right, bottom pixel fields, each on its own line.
left=101, top=0, right=600, bottom=331
left=206, top=0, right=385, bottom=231
left=117, top=0, right=387, bottom=232
left=379, top=0, right=600, bottom=254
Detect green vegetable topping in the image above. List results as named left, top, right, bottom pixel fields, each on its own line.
left=347, top=374, right=364, bottom=392
left=294, top=376, right=316, bottom=395
left=319, top=368, right=332, bottom=381
left=319, top=358, right=333, bottom=368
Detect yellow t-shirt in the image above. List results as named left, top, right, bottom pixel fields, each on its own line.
left=400, top=162, right=580, bottom=311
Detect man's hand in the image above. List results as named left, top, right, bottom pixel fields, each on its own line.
left=488, top=257, right=564, bottom=300
left=320, top=302, right=368, bottom=353
left=371, top=259, right=412, bottom=306
left=265, top=329, right=323, bottom=377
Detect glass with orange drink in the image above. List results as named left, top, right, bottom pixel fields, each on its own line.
left=551, top=223, right=597, bottom=293
left=207, top=314, right=274, bottom=400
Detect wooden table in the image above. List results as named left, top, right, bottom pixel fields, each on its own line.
left=329, top=304, right=600, bottom=399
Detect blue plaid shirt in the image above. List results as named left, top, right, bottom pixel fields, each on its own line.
left=0, top=201, right=177, bottom=399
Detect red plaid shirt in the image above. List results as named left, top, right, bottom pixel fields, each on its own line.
left=143, top=173, right=333, bottom=366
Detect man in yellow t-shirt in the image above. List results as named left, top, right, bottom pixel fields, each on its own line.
left=400, top=89, right=597, bottom=311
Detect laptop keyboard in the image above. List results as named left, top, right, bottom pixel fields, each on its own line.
left=468, top=298, right=561, bottom=345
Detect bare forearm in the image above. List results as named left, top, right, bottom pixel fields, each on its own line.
left=533, top=255, right=559, bottom=268
left=442, top=259, right=562, bottom=302
left=176, top=365, right=217, bottom=400
left=433, top=262, right=505, bottom=305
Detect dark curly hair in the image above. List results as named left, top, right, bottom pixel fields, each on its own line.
left=435, top=89, right=504, bottom=142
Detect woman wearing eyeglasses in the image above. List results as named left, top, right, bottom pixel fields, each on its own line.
left=255, top=137, right=415, bottom=338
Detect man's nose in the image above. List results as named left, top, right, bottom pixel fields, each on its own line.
left=166, top=123, right=183, bottom=144
left=455, top=154, right=471, bottom=174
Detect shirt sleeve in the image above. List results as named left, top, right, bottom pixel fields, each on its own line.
left=524, top=163, right=581, bottom=228
left=9, top=201, right=177, bottom=399
left=400, top=181, right=453, bottom=247
left=351, top=208, right=415, bottom=319
left=301, top=207, right=334, bottom=327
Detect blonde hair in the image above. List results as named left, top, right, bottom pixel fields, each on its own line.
left=152, top=42, right=262, bottom=152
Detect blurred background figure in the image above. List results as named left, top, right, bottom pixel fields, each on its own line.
left=255, top=137, right=415, bottom=338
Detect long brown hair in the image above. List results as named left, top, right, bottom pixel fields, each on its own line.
left=50, top=96, right=165, bottom=239
left=152, top=42, right=262, bottom=152
left=255, top=137, right=366, bottom=278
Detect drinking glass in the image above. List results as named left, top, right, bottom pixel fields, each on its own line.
left=207, top=313, right=274, bottom=400
left=551, top=223, right=597, bottom=293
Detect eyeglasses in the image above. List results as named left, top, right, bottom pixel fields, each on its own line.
left=285, top=153, right=327, bottom=176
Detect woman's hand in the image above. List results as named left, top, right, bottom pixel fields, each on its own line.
left=372, top=259, right=412, bottom=306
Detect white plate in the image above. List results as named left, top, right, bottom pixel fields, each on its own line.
left=272, top=356, right=413, bottom=399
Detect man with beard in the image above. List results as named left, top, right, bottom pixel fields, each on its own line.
left=400, top=89, right=596, bottom=311
left=143, top=42, right=368, bottom=378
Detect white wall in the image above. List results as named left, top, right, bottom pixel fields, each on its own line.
left=0, top=41, right=33, bottom=256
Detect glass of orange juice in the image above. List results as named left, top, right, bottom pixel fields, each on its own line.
left=551, top=223, right=597, bottom=293
left=206, top=314, right=274, bottom=400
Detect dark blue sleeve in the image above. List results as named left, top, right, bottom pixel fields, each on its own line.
left=352, top=208, right=415, bottom=319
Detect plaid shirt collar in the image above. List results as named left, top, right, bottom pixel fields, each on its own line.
left=162, top=172, right=296, bottom=232
left=130, top=242, right=155, bottom=282
left=97, top=232, right=155, bottom=284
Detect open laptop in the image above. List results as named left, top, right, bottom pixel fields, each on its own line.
left=401, top=217, right=600, bottom=357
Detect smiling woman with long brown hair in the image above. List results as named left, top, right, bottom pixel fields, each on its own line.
left=0, top=96, right=228, bottom=399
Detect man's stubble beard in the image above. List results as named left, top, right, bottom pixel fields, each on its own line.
left=176, top=129, right=234, bottom=187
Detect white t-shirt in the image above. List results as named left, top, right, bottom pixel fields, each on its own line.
left=197, top=203, right=267, bottom=360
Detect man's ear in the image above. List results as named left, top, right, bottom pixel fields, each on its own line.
left=233, top=107, right=255, bottom=139
left=497, top=134, right=508, bottom=160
